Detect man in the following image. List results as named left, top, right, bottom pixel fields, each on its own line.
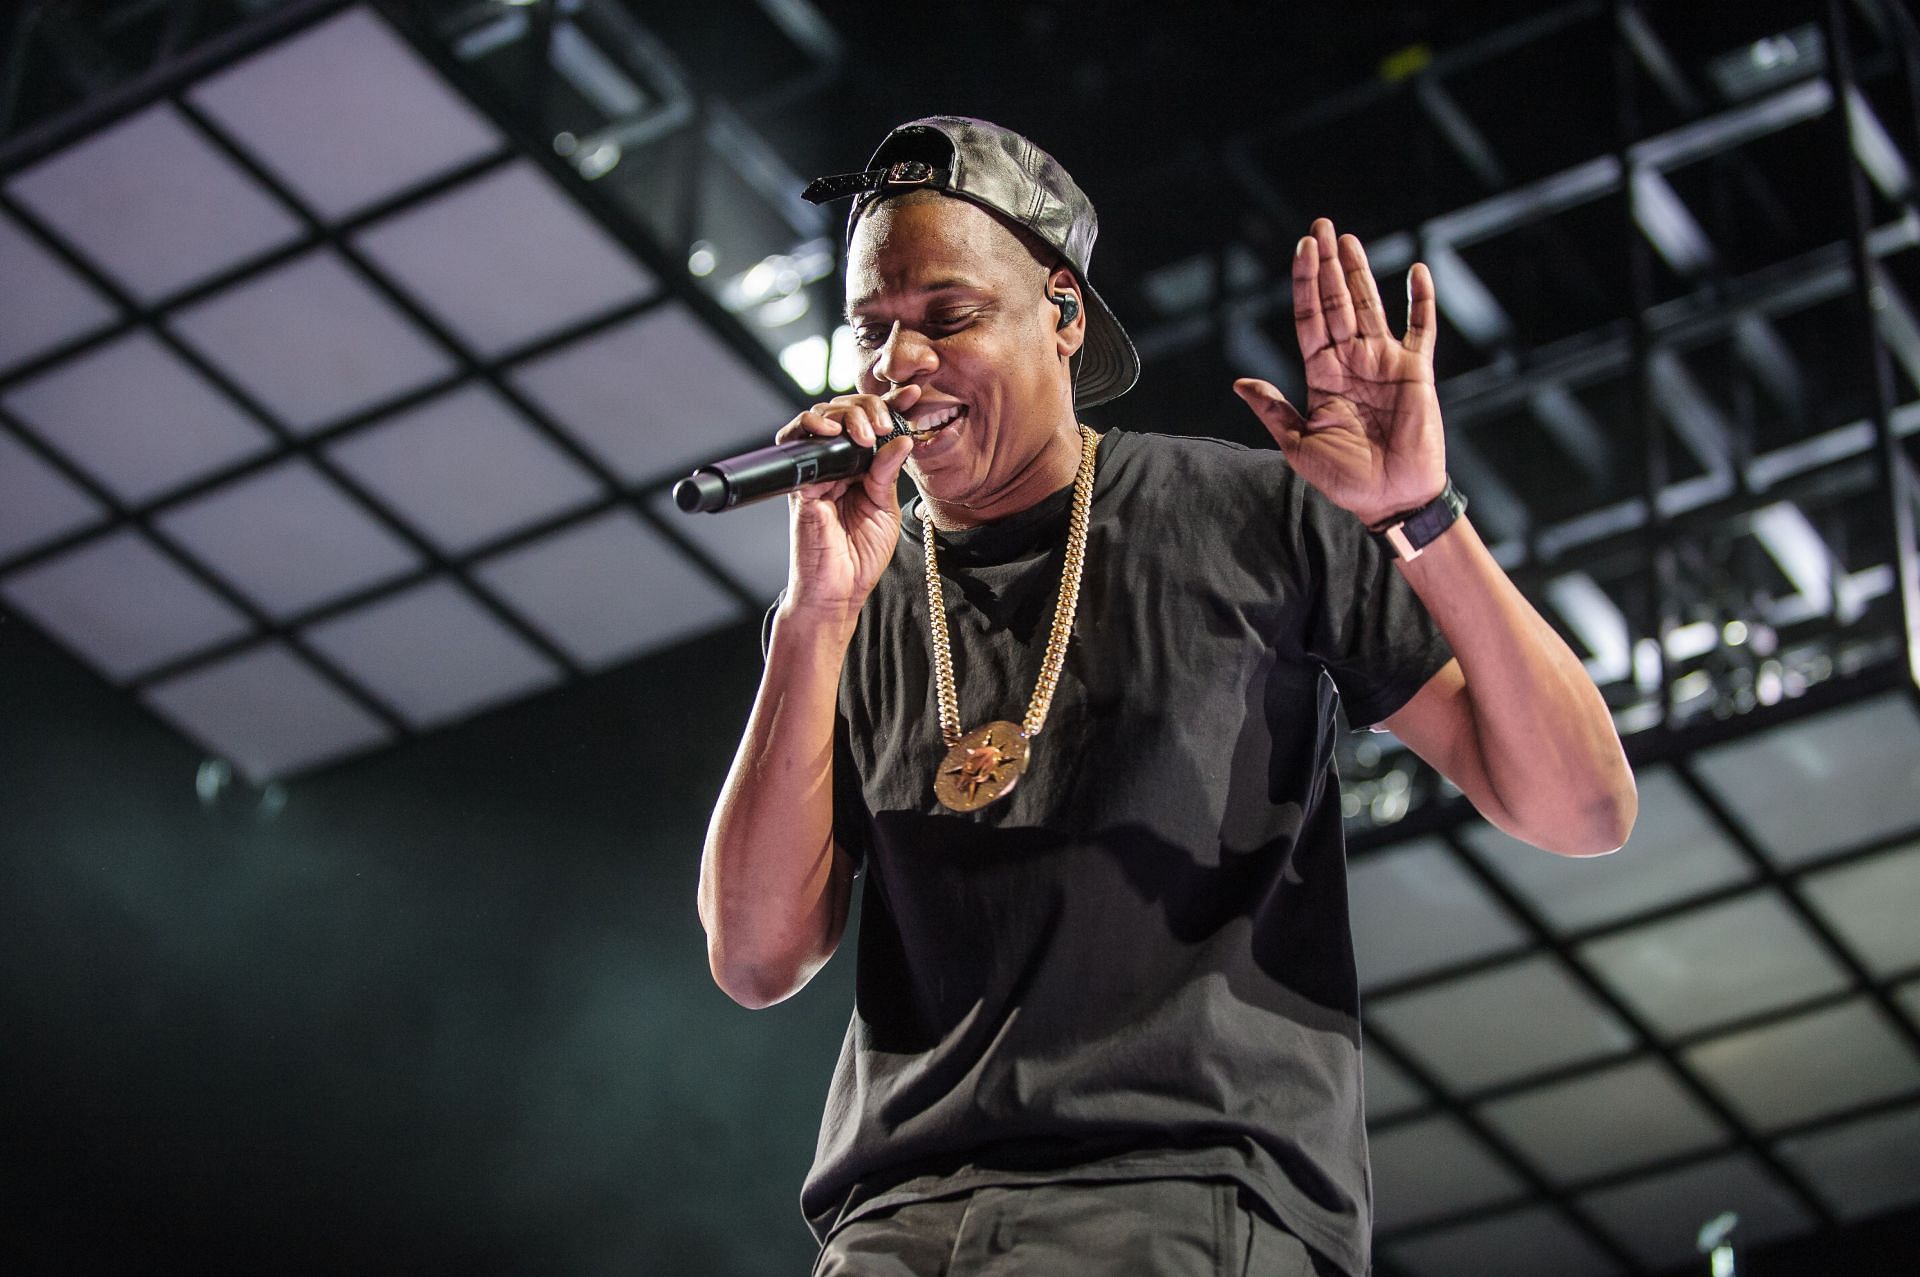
left=696, top=117, right=1636, bottom=1276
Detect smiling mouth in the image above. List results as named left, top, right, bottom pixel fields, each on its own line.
left=889, top=404, right=967, bottom=440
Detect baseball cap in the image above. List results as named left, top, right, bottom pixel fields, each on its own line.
left=801, top=116, right=1140, bottom=409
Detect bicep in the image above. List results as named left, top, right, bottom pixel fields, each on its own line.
left=1377, top=657, right=1522, bottom=838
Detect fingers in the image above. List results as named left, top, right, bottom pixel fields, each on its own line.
left=1313, top=219, right=1356, bottom=346
left=774, top=392, right=906, bottom=449
left=1291, top=232, right=1330, bottom=356
left=1340, top=233, right=1390, bottom=340
left=861, top=434, right=914, bottom=507
left=1232, top=377, right=1306, bottom=451
left=1404, top=261, right=1438, bottom=359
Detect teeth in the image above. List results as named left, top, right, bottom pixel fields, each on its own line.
left=917, top=406, right=962, bottom=431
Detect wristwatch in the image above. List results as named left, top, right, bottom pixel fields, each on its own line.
left=1369, top=478, right=1468, bottom=562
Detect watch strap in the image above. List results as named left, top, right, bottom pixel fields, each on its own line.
left=1370, top=479, right=1467, bottom=561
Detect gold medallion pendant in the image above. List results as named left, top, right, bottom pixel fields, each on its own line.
left=934, top=721, right=1031, bottom=811
left=922, top=424, right=1097, bottom=813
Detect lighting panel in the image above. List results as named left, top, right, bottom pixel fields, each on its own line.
left=1577, top=1154, right=1812, bottom=1271
left=0, top=212, right=119, bottom=372
left=1690, top=694, right=1920, bottom=865
left=353, top=161, right=657, bottom=357
left=1684, top=998, right=1920, bottom=1133
left=186, top=7, right=502, bottom=221
left=141, top=641, right=391, bottom=782
left=1363, top=1049, right=1427, bottom=1123
left=153, top=458, right=422, bottom=620
left=325, top=383, right=602, bottom=555
left=1368, top=956, right=1634, bottom=1094
left=2, top=330, right=271, bottom=504
left=1462, top=767, right=1752, bottom=934
left=1347, top=839, right=1529, bottom=991
left=301, top=577, right=560, bottom=730
left=1388, top=1204, right=1621, bottom=1277
left=5, top=104, right=303, bottom=303
left=509, top=302, right=797, bottom=482
left=1800, top=840, right=1920, bottom=976
left=1369, top=1114, right=1527, bottom=1232
left=0, top=529, right=250, bottom=680
left=166, top=248, right=458, bottom=433
left=0, top=430, right=104, bottom=561
left=473, top=510, right=743, bottom=670
left=646, top=487, right=790, bottom=606
left=1580, top=890, right=1852, bottom=1038
left=1475, top=1057, right=1728, bottom=1186
left=1776, top=1100, right=1920, bottom=1221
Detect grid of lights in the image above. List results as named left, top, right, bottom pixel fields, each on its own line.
left=0, top=5, right=800, bottom=782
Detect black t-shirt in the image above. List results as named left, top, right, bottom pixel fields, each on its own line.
left=793, top=428, right=1451, bottom=1276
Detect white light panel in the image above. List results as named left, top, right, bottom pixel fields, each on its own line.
left=474, top=510, right=742, bottom=670
left=0, top=430, right=104, bottom=561
left=1692, top=694, right=1920, bottom=865
left=647, top=487, right=791, bottom=605
left=1364, top=1050, right=1428, bottom=1123
left=353, top=161, right=656, bottom=357
left=1464, top=766, right=1752, bottom=933
left=3, top=330, right=271, bottom=504
left=5, top=104, right=303, bottom=303
left=0, top=529, right=249, bottom=680
left=509, top=303, right=796, bottom=482
left=302, top=577, right=558, bottom=730
left=1801, top=840, right=1920, bottom=976
left=326, top=383, right=603, bottom=554
left=1579, top=891, right=1851, bottom=1037
left=0, top=212, right=118, bottom=372
left=188, top=6, right=502, bottom=221
left=142, top=641, right=391, bottom=781
left=154, top=458, right=421, bottom=620
left=1776, top=1100, right=1920, bottom=1221
left=1684, top=998, right=1920, bottom=1132
left=167, top=248, right=456, bottom=432
left=1370, top=1114, right=1526, bottom=1232
left=1388, top=1204, right=1620, bottom=1277
left=1578, top=1154, right=1811, bottom=1271
left=1476, top=1057, right=1727, bottom=1186
left=1347, top=839, right=1528, bottom=990
left=1368, top=956, right=1634, bottom=1094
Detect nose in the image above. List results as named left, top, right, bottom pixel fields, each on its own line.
left=871, top=322, right=937, bottom=387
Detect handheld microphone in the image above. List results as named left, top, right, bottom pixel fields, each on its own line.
left=672, top=408, right=918, bottom=513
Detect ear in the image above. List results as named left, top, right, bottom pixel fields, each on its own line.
left=1047, top=266, right=1085, bottom=359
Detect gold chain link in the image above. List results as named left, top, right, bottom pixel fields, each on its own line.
left=921, top=424, right=1098, bottom=748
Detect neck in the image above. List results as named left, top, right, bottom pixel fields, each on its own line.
left=919, top=417, right=1086, bottom=532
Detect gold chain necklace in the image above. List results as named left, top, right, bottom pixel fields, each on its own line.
left=922, top=424, right=1098, bottom=811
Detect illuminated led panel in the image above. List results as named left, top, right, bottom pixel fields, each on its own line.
left=354, top=161, right=656, bottom=357
left=1363, top=1050, right=1427, bottom=1123
left=167, top=249, right=456, bottom=433
left=1578, top=1154, right=1811, bottom=1271
left=0, top=431, right=104, bottom=561
left=1777, top=1101, right=1920, bottom=1221
left=1684, top=998, right=1920, bottom=1132
left=1370, top=1115, right=1525, bottom=1232
left=0, top=530, right=249, bottom=680
left=649, top=488, right=790, bottom=605
left=302, top=577, right=559, bottom=730
left=1348, top=839, right=1528, bottom=990
left=326, top=384, right=602, bottom=555
left=3, top=331, right=271, bottom=504
left=1801, top=840, right=1920, bottom=976
left=509, top=303, right=796, bottom=482
left=142, top=642, right=390, bottom=781
left=474, top=510, right=741, bottom=670
left=1476, top=1057, right=1727, bottom=1185
left=0, top=212, right=118, bottom=372
left=188, top=6, right=501, bottom=220
left=154, top=458, right=422, bottom=620
left=5, top=104, right=303, bottom=303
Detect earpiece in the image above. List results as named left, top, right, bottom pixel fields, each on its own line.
left=1051, top=293, right=1079, bottom=329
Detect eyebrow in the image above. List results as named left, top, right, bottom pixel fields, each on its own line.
left=845, top=278, right=990, bottom=320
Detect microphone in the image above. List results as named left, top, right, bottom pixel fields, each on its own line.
left=672, top=406, right=916, bottom=513
left=672, top=435, right=875, bottom=513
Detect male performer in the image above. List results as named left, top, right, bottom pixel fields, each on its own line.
left=696, top=117, right=1636, bottom=1276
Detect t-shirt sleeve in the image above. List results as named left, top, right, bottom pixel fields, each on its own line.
left=762, top=595, right=871, bottom=871
left=1291, top=481, right=1454, bottom=728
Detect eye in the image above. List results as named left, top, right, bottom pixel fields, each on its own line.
left=851, top=323, right=890, bottom=350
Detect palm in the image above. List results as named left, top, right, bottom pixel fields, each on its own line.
left=1236, top=219, right=1448, bottom=527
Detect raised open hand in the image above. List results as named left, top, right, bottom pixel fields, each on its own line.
left=1234, top=218, right=1447, bottom=528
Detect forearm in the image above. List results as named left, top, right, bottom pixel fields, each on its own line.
left=697, top=604, right=857, bottom=1007
left=1397, top=515, right=1637, bottom=855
